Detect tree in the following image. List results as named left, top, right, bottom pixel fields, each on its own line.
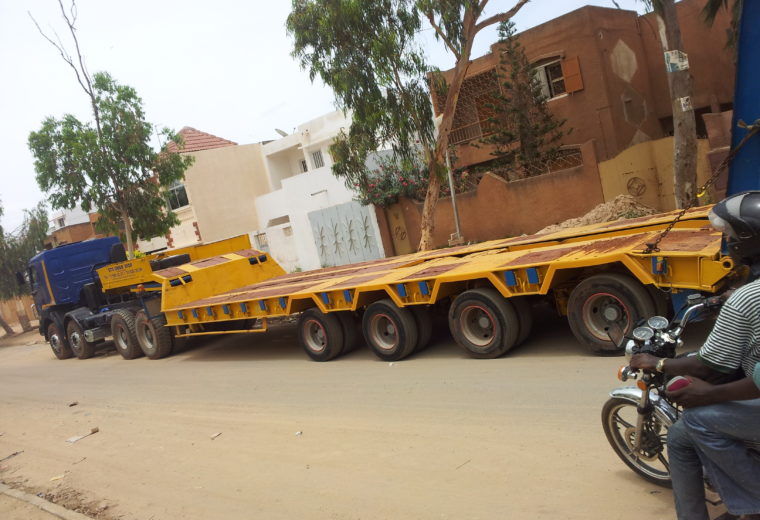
left=632, top=0, right=697, bottom=208
left=0, top=201, right=48, bottom=336
left=702, top=0, right=742, bottom=48
left=288, top=0, right=528, bottom=251
left=479, top=20, right=567, bottom=180
left=28, top=1, right=193, bottom=257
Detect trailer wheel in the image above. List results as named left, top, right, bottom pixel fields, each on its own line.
left=111, top=309, right=143, bottom=360
left=363, top=299, right=418, bottom=361
left=67, top=320, right=97, bottom=359
left=135, top=311, right=172, bottom=360
left=48, top=321, right=73, bottom=360
left=448, top=289, right=520, bottom=359
left=567, top=273, right=656, bottom=355
left=511, top=297, right=534, bottom=347
left=298, top=309, right=344, bottom=361
left=335, top=312, right=362, bottom=354
left=410, top=306, right=433, bottom=352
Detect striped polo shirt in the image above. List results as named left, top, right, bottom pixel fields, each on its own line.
left=699, top=278, right=760, bottom=379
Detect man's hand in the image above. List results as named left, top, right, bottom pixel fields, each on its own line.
left=630, top=353, right=659, bottom=371
left=666, top=376, right=717, bottom=408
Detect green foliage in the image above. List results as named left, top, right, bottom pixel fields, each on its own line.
left=28, top=72, right=194, bottom=245
left=288, top=0, right=436, bottom=206
left=478, top=21, right=568, bottom=180
left=0, top=201, right=48, bottom=300
left=351, top=155, right=428, bottom=206
left=702, top=0, right=742, bottom=48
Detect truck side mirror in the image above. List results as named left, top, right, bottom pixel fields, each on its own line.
left=15, top=271, right=25, bottom=286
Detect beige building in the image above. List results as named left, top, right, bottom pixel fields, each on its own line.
left=139, top=127, right=272, bottom=251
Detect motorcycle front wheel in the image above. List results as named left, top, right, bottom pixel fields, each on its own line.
left=602, top=397, right=672, bottom=487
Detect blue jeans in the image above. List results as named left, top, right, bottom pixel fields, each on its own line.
left=667, top=399, right=760, bottom=520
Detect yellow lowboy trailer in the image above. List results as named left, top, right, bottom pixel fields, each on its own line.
left=96, top=206, right=737, bottom=361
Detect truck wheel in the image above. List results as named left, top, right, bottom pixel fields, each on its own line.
left=335, top=312, right=362, bottom=354
left=135, top=311, right=172, bottom=359
left=362, top=299, right=418, bottom=361
left=567, top=273, right=656, bottom=355
left=448, top=288, right=520, bottom=359
left=111, top=309, right=143, bottom=360
left=511, top=297, right=533, bottom=347
left=67, top=320, right=96, bottom=359
left=48, top=321, right=73, bottom=360
left=298, top=309, right=344, bottom=361
left=410, top=306, right=433, bottom=352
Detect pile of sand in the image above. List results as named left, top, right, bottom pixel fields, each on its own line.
left=538, top=195, right=657, bottom=233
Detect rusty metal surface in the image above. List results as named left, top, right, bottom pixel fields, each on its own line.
left=232, top=249, right=265, bottom=258
left=154, top=266, right=187, bottom=278
left=191, top=257, right=231, bottom=268
left=655, top=228, right=720, bottom=252
left=399, top=263, right=460, bottom=281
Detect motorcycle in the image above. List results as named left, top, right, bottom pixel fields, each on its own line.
left=601, top=293, right=725, bottom=488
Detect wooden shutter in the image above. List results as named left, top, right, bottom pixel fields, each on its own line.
left=561, top=56, right=584, bottom=93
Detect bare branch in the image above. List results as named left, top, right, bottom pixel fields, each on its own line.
left=423, top=10, right=461, bottom=60
left=474, top=0, right=529, bottom=34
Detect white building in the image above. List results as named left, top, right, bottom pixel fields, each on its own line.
left=254, top=110, right=385, bottom=272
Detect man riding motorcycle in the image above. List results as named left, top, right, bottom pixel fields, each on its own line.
left=630, top=191, right=760, bottom=520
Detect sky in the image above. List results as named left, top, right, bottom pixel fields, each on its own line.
left=0, top=0, right=643, bottom=234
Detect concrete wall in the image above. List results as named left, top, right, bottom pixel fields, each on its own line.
left=396, top=140, right=604, bottom=249
left=598, top=136, right=714, bottom=211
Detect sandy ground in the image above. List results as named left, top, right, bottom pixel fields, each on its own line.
left=0, top=310, right=718, bottom=520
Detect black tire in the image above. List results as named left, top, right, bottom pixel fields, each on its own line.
left=510, top=297, right=533, bottom=347
left=410, top=306, right=433, bottom=352
left=601, top=397, right=672, bottom=488
left=47, top=321, right=73, bottom=360
left=567, top=273, right=656, bottom=355
left=362, top=299, right=418, bottom=361
left=448, top=288, right=519, bottom=359
left=67, top=320, right=96, bottom=359
left=111, top=309, right=143, bottom=360
left=298, top=309, right=344, bottom=361
left=335, top=312, right=362, bottom=354
left=135, top=311, right=172, bottom=360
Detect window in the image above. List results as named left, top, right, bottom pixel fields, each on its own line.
left=311, top=150, right=325, bottom=169
left=533, top=56, right=583, bottom=99
left=56, top=217, right=65, bottom=228
left=534, top=59, right=566, bottom=99
left=167, top=181, right=189, bottom=210
left=300, top=159, right=308, bottom=173
left=254, top=232, right=269, bottom=251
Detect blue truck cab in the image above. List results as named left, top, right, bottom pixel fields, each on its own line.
left=28, top=237, right=127, bottom=359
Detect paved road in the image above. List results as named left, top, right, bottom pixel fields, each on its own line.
left=0, top=310, right=716, bottom=520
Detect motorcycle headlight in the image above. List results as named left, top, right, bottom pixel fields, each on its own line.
left=624, top=339, right=636, bottom=358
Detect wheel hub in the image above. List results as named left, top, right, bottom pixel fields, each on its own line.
left=460, top=305, right=496, bottom=347
left=623, top=426, right=663, bottom=461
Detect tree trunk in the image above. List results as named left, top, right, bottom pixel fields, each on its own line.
left=0, top=312, right=15, bottom=336
left=418, top=171, right=443, bottom=251
left=121, top=208, right=135, bottom=259
left=659, top=0, right=698, bottom=209
left=417, top=20, right=476, bottom=251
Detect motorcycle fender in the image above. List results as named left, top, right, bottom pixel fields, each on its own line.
left=609, top=387, right=678, bottom=426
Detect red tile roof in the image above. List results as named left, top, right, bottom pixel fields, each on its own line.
left=166, top=127, right=237, bottom=153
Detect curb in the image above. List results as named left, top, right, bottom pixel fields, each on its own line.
left=0, top=482, right=93, bottom=520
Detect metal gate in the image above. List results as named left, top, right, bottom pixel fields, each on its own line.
left=308, top=201, right=382, bottom=267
